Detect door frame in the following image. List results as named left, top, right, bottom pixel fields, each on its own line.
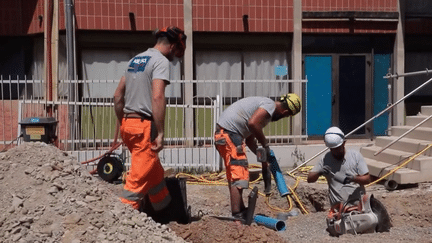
left=333, top=54, right=373, bottom=138
left=303, top=53, right=373, bottom=138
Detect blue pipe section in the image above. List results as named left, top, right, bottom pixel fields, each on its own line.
left=268, top=150, right=290, bottom=197
left=254, top=214, right=286, bottom=231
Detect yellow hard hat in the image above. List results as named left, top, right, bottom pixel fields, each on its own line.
left=280, top=93, right=301, bottom=115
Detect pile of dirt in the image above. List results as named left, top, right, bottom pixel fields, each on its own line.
left=0, top=142, right=185, bottom=243
left=170, top=216, right=286, bottom=243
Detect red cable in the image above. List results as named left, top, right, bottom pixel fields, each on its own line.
left=81, top=120, right=122, bottom=166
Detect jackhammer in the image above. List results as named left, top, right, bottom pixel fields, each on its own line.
left=256, top=148, right=291, bottom=197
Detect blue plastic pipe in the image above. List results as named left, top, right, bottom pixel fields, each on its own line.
left=268, top=150, right=290, bottom=197
left=254, top=215, right=286, bottom=231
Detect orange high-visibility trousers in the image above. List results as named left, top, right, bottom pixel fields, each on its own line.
left=214, top=127, right=249, bottom=188
left=119, top=117, right=171, bottom=211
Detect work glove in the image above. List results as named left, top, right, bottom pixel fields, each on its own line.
left=319, top=165, right=332, bottom=176
left=333, top=171, right=354, bottom=184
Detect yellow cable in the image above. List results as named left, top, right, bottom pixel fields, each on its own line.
left=290, top=189, right=309, bottom=215
left=264, top=195, right=293, bottom=212
left=366, top=144, right=432, bottom=187
left=175, top=164, right=313, bottom=214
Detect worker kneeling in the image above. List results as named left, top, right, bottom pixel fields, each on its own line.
left=307, top=127, right=391, bottom=236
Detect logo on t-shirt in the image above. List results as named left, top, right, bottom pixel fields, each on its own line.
left=127, top=56, right=151, bottom=73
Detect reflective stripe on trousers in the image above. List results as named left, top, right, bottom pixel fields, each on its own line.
left=119, top=117, right=171, bottom=211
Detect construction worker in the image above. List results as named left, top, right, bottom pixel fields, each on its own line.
left=307, top=126, right=371, bottom=206
left=113, top=26, right=186, bottom=218
left=214, top=94, right=301, bottom=220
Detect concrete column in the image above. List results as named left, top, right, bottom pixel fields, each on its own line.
left=183, top=0, right=194, bottom=147
left=291, top=0, right=303, bottom=144
left=393, top=0, right=405, bottom=126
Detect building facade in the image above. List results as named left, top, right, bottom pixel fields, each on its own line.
left=1, top=0, right=431, bottom=142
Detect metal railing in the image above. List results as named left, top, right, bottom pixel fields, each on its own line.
left=1, top=76, right=307, bottom=171
left=290, top=69, right=432, bottom=173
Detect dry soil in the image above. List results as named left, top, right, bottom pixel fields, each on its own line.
left=1, top=142, right=432, bottom=243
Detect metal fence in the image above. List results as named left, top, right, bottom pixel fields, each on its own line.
left=0, top=76, right=307, bottom=172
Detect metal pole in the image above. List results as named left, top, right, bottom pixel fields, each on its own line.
left=65, top=0, right=76, bottom=150
left=374, top=113, right=432, bottom=156
left=65, top=0, right=74, bottom=80
left=384, top=68, right=432, bottom=79
left=289, top=76, right=432, bottom=174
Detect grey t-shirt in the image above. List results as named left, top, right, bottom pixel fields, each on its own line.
left=217, top=97, right=275, bottom=138
left=123, top=48, right=170, bottom=117
left=311, top=149, right=369, bottom=206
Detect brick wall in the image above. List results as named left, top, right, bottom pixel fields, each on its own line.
left=302, top=0, right=399, bottom=33
left=193, top=0, right=294, bottom=32
left=74, top=0, right=184, bottom=31
left=1, top=0, right=402, bottom=36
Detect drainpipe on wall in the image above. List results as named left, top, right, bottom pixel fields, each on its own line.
left=51, top=0, right=59, bottom=105
left=44, top=0, right=53, bottom=116
left=65, top=0, right=75, bottom=80
left=65, top=0, right=76, bottom=150
left=43, top=0, right=59, bottom=117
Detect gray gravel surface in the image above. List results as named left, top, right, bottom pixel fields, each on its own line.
left=183, top=173, right=432, bottom=243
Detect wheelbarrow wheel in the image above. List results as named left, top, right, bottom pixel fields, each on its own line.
left=97, top=155, right=123, bottom=183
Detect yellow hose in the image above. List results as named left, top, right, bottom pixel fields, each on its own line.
left=366, top=144, right=432, bottom=187
left=174, top=164, right=312, bottom=214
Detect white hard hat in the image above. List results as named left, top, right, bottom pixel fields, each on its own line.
left=324, top=127, right=345, bottom=148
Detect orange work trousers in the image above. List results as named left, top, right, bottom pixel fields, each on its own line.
left=214, top=127, right=249, bottom=188
left=119, top=117, right=171, bottom=211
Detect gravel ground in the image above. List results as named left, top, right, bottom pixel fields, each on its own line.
left=172, top=173, right=432, bottom=243
left=2, top=142, right=432, bottom=242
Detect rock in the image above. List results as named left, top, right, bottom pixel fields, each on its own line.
left=84, top=195, right=101, bottom=202
left=63, top=213, right=82, bottom=225
left=12, top=195, right=24, bottom=208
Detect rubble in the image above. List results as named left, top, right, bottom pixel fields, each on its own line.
left=0, top=142, right=185, bottom=243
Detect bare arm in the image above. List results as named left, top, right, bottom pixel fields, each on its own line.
left=351, top=173, right=371, bottom=185
left=151, top=79, right=167, bottom=153
left=307, top=171, right=321, bottom=183
left=113, top=76, right=126, bottom=123
left=245, top=135, right=258, bottom=154
left=248, top=108, right=271, bottom=148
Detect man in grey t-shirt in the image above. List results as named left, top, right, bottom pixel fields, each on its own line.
left=307, top=127, right=371, bottom=206
left=114, top=26, right=187, bottom=223
left=214, top=94, right=301, bottom=220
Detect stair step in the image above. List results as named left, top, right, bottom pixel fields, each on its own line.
left=362, top=105, right=432, bottom=186
left=421, top=105, right=432, bottom=116
left=374, top=136, right=432, bottom=156
left=364, top=158, right=421, bottom=184
left=391, top=126, right=432, bottom=141
left=406, top=115, right=432, bottom=127
left=360, top=145, right=432, bottom=171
